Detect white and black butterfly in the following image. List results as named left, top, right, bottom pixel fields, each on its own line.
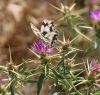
left=30, top=19, right=58, bottom=46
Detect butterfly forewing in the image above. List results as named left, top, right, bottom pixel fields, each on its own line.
left=30, top=23, right=42, bottom=39
left=41, top=19, right=54, bottom=34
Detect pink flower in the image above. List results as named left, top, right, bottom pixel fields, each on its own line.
left=90, top=0, right=98, bottom=4
left=32, top=40, right=53, bottom=54
left=90, top=10, right=100, bottom=21
left=90, top=60, right=100, bottom=72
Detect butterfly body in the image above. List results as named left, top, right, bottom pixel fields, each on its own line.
left=30, top=19, right=58, bottom=46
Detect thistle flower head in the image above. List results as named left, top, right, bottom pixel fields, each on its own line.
left=90, top=60, right=100, bottom=72
left=66, top=58, right=75, bottom=69
left=90, top=0, right=98, bottom=4
left=32, top=40, right=53, bottom=54
left=58, top=34, right=82, bottom=52
left=90, top=10, right=100, bottom=21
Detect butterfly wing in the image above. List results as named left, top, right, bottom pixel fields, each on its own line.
left=30, top=22, right=43, bottom=39
left=41, top=19, right=54, bottom=34
left=43, top=31, right=58, bottom=46
left=30, top=19, right=58, bottom=46
left=40, top=19, right=58, bottom=46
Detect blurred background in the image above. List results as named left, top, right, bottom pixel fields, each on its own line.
left=0, top=0, right=99, bottom=95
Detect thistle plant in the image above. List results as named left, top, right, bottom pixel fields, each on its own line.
left=1, top=2, right=100, bottom=95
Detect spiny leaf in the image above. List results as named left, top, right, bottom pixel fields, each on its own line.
left=37, top=74, right=45, bottom=95
left=19, top=59, right=26, bottom=74
left=9, top=79, right=15, bottom=95
left=0, top=66, right=8, bottom=72
left=16, top=91, right=23, bottom=95
left=57, top=55, right=64, bottom=67
left=53, top=92, right=61, bottom=95
left=24, top=80, right=38, bottom=83
left=50, top=67, right=64, bottom=79
left=48, top=83, right=56, bottom=93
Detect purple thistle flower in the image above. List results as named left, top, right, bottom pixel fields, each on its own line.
left=90, top=0, right=98, bottom=4
left=90, top=60, right=100, bottom=72
left=90, top=10, right=100, bottom=21
left=32, top=40, right=53, bottom=54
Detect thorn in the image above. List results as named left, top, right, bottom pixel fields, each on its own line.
left=70, top=35, right=79, bottom=43
left=83, top=59, right=88, bottom=76
left=63, top=32, right=66, bottom=43
left=8, top=45, right=12, bottom=64
left=28, top=48, right=41, bottom=58
left=49, top=4, right=63, bottom=13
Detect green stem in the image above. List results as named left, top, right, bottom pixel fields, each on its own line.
left=67, top=18, right=92, bottom=42
left=61, top=81, right=70, bottom=95
left=64, top=79, right=82, bottom=95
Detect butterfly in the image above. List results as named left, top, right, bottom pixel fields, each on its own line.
left=30, top=19, right=58, bottom=46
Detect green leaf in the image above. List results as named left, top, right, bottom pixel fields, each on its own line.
left=53, top=92, right=61, bottom=95
left=16, top=91, right=23, bottom=95
left=96, top=28, right=100, bottom=33
left=57, top=55, right=66, bottom=74
left=24, top=67, right=42, bottom=77
left=37, top=74, right=45, bottom=95
left=73, top=26, right=92, bottom=42
left=9, top=79, right=15, bottom=95
left=84, top=46, right=94, bottom=58
left=19, top=59, right=26, bottom=74
left=48, top=83, right=56, bottom=93
left=62, top=59, right=66, bottom=74
left=57, top=55, right=64, bottom=67
left=54, top=76, right=58, bottom=86
left=55, top=24, right=68, bottom=27
left=50, top=68, right=64, bottom=79
left=70, top=92, right=80, bottom=95
left=24, top=80, right=38, bottom=83
left=75, top=23, right=87, bottom=27
left=72, top=69, right=84, bottom=73
left=76, top=77, right=84, bottom=80
left=58, top=17, right=65, bottom=21
left=94, top=91, right=100, bottom=95
left=0, top=66, right=8, bottom=72
left=71, top=15, right=83, bottom=21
